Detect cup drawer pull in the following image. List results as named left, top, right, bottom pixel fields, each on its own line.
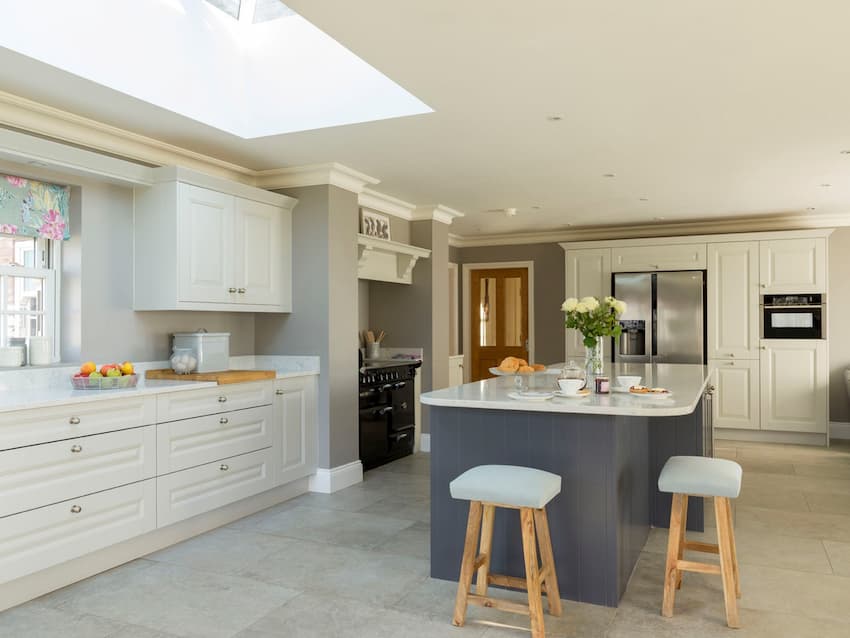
left=220, top=464, right=229, bottom=471
left=69, top=416, right=81, bottom=425
left=70, top=444, right=83, bottom=453
left=219, top=417, right=229, bottom=424
left=70, top=505, right=82, bottom=514
left=218, top=396, right=227, bottom=403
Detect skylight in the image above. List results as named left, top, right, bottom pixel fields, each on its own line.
left=0, top=0, right=432, bottom=139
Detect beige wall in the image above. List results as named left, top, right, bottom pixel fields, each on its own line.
left=829, top=228, right=850, bottom=422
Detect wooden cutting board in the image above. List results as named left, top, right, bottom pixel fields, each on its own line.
left=145, top=369, right=277, bottom=384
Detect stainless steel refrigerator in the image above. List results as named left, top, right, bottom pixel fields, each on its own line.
left=612, top=271, right=706, bottom=364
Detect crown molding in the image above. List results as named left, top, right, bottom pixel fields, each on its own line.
left=358, top=187, right=415, bottom=220
left=412, top=204, right=465, bottom=225
left=448, top=211, right=850, bottom=248
left=254, top=162, right=379, bottom=194
left=0, top=90, right=254, bottom=183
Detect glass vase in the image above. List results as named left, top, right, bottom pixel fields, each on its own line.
left=584, top=336, right=604, bottom=377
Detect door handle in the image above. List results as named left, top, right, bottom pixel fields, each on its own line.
left=228, top=287, right=237, bottom=293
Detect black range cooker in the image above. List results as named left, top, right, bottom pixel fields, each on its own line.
left=359, top=360, right=421, bottom=470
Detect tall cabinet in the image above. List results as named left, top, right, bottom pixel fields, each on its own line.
left=563, top=248, right=612, bottom=360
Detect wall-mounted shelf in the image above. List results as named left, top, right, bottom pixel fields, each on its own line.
left=357, top=234, right=431, bottom=284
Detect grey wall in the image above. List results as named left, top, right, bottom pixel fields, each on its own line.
left=0, top=159, right=256, bottom=364
left=829, top=228, right=850, bottom=422
left=358, top=280, right=370, bottom=336
left=255, top=185, right=359, bottom=469
left=452, top=242, right=566, bottom=366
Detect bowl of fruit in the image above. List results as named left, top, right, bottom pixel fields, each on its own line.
left=71, top=361, right=137, bottom=390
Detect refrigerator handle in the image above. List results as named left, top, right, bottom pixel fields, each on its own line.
left=651, top=307, right=657, bottom=357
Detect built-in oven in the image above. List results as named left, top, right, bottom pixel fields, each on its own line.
left=761, top=294, right=824, bottom=339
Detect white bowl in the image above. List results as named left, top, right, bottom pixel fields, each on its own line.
left=557, top=378, right=585, bottom=395
left=616, top=375, right=642, bottom=389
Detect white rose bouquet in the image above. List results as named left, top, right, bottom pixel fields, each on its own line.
left=561, top=295, right=627, bottom=348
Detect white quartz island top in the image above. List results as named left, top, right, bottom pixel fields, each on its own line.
left=0, top=355, right=320, bottom=414
left=421, top=363, right=712, bottom=417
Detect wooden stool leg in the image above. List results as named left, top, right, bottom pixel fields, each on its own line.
left=662, top=493, right=685, bottom=617
left=533, top=507, right=563, bottom=617
left=724, top=497, right=741, bottom=599
left=453, top=501, right=483, bottom=627
left=714, top=497, right=741, bottom=628
left=676, top=494, right=689, bottom=590
left=476, top=504, right=496, bottom=595
left=520, top=508, right=545, bottom=638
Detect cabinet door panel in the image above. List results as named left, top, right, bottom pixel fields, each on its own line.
left=760, top=340, right=828, bottom=433
left=710, top=359, right=759, bottom=430
left=707, top=242, right=759, bottom=359
left=565, top=248, right=612, bottom=359
left=235, top=199, right=282, bottom=306
left=759, top=238, right=826, bottom=294
left=156, top=381, right=273, bottom=422
left=0, top=426, right=156, bottom=518
left=0, top=480, right=156, bottom=584
left=177, top=184, right=235, bottom=303
left=611, top=243, right=706, bottom=272
left=274, top=377, right=317, bottom=485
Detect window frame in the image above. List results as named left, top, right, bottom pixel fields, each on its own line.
left=0, top=236, right=61, bottom=362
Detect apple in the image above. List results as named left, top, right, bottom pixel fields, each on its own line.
left=89, top=371, right=103, bottom=378
left=119, top=361, right=134, bottom=375
left=100, top=364, right=118, bottom=376
left=80, top=361, right=96, bottom=375
left=106, top=368, right=122, bottom=378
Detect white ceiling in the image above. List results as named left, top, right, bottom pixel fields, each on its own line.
left=2, top=0, right=850, bottom=237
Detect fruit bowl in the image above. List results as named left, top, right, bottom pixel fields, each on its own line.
left=71, top=373, right=139, bottom=391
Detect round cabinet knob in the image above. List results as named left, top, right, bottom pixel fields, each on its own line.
left=218, top=396, right=227, bottom=403
left=237, top=288, right=246, bottom=294
left=275, top=389, right=284, bottom=395
left=228, top=287, right=237, bottom=293
left=70, top=444, right=83, bottom=453
left=761, top=284, right=767, bottom=288
left=69, top=416, right=81, bottom=425
left=70, top=505, right=82, bottom=514
left=761, top=346, right=767, bottom=350
left=219, top=417, right=229, bottom=424
left=220, top=464, right=229, bottom=471
left=729, top=353, right=735, bottom=358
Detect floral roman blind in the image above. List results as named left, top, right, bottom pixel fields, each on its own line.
left=0, top=174, right=70, bottom=240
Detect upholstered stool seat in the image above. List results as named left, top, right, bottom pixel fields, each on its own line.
left=450, top=464, right=562, bottom=509
left=450, top=465, right=563, bottom=638
left=658, top=455, right=744, bottom=628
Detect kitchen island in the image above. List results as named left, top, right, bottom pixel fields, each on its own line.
left=421, top=363, right=713, bottom=607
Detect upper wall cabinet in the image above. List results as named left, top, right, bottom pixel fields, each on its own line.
left=134, top=168, right=296, bottom=312
left=707, top=242, right=760, bottom=359
left=759, top=238, right=826, bottom=294
left=564, top=248, right=611, bottom=359
left=611, top=243, right=707, bottom=272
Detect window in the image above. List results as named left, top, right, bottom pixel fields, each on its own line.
left=0, top=234, right=58, bottom=359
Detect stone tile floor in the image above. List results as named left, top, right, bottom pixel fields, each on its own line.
left=3, top=440, right=850, bottom=637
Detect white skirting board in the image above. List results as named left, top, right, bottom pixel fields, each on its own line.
left=308, top=460, right=364, bottom=493
left=420, top=433, right=431, bottom=453
left=830, top=422, right=850, bottom=440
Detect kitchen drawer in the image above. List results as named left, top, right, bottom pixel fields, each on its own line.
left=0, top=479, right=156, bottom=585
left=612, top=243, right=706, bottom=272
left=0, top=425, right=156, bottom=518
left=157, top=405, right=274, bottom=474
left=156, top=447, right=274, bottom=527
left=156, top=381, right=273, bottom=422
left=0, top=396, right=156, bottom=452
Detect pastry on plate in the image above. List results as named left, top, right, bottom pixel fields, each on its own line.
left=518, top=365, right=535, bottom=373
left=532, top=363, right=546, bottom=371
left=498, top=357, right=520, bottom=372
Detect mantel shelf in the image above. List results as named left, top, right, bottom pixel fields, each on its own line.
left=357, top=234, right=431, bottom=284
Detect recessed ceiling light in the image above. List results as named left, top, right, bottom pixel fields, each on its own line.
left=602, top=173, right=616, bottom=178
left=531, top=205, right=542, bottom=210
left=546, top=115, right=563, bottom=121
left=820, top=183, right=832, bottom=187
left=841, top=150, right=850, bottom=155
left=27, top=160, right=48, bottom=167
left=807, top=207, right=816, bottom=211
left=653, top=216, right=665, bottom=221
left=639, top=198, right=649, bottom=202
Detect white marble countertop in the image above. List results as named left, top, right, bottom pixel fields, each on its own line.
left=0, top=355, right=320, bottom=413
left=420, top=363, right=713, bottom=417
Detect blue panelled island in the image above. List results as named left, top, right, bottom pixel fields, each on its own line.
left=421, top=363, right=713, bottom=607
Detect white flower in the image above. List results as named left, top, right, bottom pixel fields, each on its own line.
left=575, top=302, right=589, bottom=313
left=561, top=297, right=578, bottom=312
left=604, top=296, right=615, bottom=304
left=613, top=300, right=627, bottom=315
left=580, top=296, right=599, bottom=310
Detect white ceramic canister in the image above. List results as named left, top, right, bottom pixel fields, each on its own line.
left=28, top=336, right=52, bottom=365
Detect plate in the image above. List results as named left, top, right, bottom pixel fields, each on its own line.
left=611, top=385, right=632, bottom=394
left=507, top=391, right=554, bottom=402
left=629, top=388, right=673, bottom=399
left=489, top=367, right=559, bottom=377
left=553, top=389, right=591, bottom=398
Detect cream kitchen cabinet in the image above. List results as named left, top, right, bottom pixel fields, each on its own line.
left=611, top=243, right=706, bottom=272
left=760, top=340, right=828, bottom=433
left=707, top=242, right=760, bottom=360
left=710, top=359, right=760, bottom=430
left=273, top=376, right=318, bottom=486
left=448, top=355, right=465, bottom=387
left=134, top=168, right=295, bottom=312
left=564, top=248, right=612, bottom=359
left=759, top=238, right=826, bottom=294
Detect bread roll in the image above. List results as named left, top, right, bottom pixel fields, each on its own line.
left=532, top=363, right=546, bottom=371
left=498, top=357, right=520, bottom=372
left=518, top=365, right=535, bottom=373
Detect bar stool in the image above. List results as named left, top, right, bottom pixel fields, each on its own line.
left=658, top=455, right=743, bottom=628
left=450, top=464, right=563, bottom=638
